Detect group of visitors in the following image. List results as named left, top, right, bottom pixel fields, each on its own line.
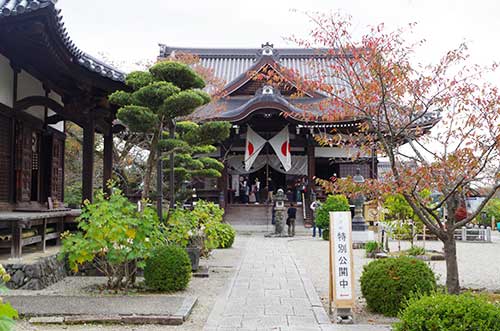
left=237, top=176, right=276, bottom=204
left=285, top=176, right=308, bottom=203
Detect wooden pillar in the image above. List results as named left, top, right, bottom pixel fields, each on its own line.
left=11, top=222, right=22, bottom=259
left=103, top=127, right=113, bottom=194
left=82, top=118, right=95, bottom=203
left=307, top=140, right=316, bottom=195
left=9, top=68, right=19, bottom=204
left=221, top=165, right=228, bottom=209
left=305, top=139, right=316, bottom=224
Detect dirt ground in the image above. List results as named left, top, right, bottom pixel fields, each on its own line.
left=12, top=235, right=249, bottom=331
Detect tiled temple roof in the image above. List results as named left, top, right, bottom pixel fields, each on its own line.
left=0, top=0, right=125, bottom=82
left=159, top=42, right=345, bottom=87
left=161, top=43, right=440, bottom=130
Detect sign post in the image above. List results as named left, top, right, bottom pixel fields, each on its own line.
left=329, top=211, right=355, bottom=323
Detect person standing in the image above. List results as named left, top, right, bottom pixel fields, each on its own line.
left=287, top=203, right=297, bottom=237
left=254, top=178, right=261, bottom=203
left=243, top=176, right=249, bottom=204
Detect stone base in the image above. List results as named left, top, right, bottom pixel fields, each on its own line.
left=352, top=230, right=375, bottom=248
left=5, top=255, right=67, bottom=290
left=193, top=265, right=209, bottom=278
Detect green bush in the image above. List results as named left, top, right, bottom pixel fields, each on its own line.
left=360, top=257, right=436, bottom=316
left=60, top=186, right=162, bottom=290
left=215, top=223, right=236, bottom=248
left=144, top=245, right=192, bottom=292
left=406, top=246, right=425, bottom=256
left=365, top=241, right=380, bottom=254
left=315, top=195, right=350, bottom=231
left=164, top=201, right=231, bottom=254
left=393, top=293, right=500, bottom=331
left=0, top=264, right=17, bottom=331
left=477, top=198, right=500, bottom=226
left=64, top=182, right=82, bottom=207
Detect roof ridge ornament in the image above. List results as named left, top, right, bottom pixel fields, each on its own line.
left=256, top=85, right=280, bottom=96
left=258, top=42, right=279, bottom=60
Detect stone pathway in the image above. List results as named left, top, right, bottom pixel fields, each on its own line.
left=204, top=235, right=330, bottom=331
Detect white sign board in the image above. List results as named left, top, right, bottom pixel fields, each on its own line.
left=329, top=211, right=355, bottom=308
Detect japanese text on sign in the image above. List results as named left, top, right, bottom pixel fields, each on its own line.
left=331, top=212, right=354, bottom=301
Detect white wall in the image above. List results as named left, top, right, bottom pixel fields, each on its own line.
left=0, top=53, right=13, bottom=108
left=48, top=91, right=64, bottom=132
left=17, top=71, right=65, bottom=132
left=18, top=70, right=45, bottom=118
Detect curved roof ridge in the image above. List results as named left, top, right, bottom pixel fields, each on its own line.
left=159, top=44, right=336, bottom=59
left=0, top=0, right=125, bottom=82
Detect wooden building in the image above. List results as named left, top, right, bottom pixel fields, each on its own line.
left=159, top=43, right=438, bottom=223
left=0, top=0, right=124, bottom=257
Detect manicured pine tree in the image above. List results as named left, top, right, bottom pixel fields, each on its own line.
left=109, top=61, right=229, bottom=210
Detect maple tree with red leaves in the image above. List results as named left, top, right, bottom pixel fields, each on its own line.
left=287, top=12, right=500, bottom=294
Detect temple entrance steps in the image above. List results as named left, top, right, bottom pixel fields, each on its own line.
left=223, top=203, right=311, bottom=235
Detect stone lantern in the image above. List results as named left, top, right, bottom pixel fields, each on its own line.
left=352, top=168, right=368, bottom=231
left=273, top=188, right=286, bottom=235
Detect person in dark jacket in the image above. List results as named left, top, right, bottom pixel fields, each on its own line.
left=287, top=203, right=297, bottom=236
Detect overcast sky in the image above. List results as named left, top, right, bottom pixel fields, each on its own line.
left=57, top=0, right=500, bottom=74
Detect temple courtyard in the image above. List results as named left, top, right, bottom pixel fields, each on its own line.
left=11, top=231, right=500, bottom=330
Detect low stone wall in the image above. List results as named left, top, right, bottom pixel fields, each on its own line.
left=5, top=255, right=68, bottom=290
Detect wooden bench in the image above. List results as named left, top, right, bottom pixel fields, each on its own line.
left=0, top=210, right=81, bottom=259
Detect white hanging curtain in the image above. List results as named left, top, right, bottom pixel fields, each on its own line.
left=227, top=155, right=308, bottom=176
left=244, top=125, right=267, bottom=171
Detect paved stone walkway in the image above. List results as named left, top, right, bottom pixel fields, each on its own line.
left=204, top=235, right=331, bottom=331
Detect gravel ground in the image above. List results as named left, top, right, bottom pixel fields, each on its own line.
left=13, top=235, right=249, bottom=331
left=288, top=231, right=500, bottom=325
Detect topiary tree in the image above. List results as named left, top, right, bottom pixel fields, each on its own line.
left=167, top=120, right=231, bottom=203
left=315, top=195, right=350, bottom=239
left=360, top=256, right=436, bottom=316
left=144, top=245, right=192, bottom=292
left=394, top=293, right=500, bottom=331
left=109, top=61, right=229, bottom=205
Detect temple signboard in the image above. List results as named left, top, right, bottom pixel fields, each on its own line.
left=329, top=211, right=355, bottom=314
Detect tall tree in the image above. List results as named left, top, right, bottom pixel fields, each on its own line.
left=288, top=12, right=500, bottom=294
left=109, top=61, right=211, bottom=200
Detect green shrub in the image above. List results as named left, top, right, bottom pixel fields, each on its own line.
left=60, top=186, right=162, bottom=290
left=215, top=223, right=236, bottom=248
left=360, top=257, right=436, bottom=316
left=144, top=245, right=192, bottom=292
left=322, top=229, right=329, bottom=240
left=393, top=293, right=500, bottom=331
left=365, top=241, right=380, bottom=254
left=0, top=265, right=17, bottom=331
left=64, top=182, right=82, bottom=207
left=477, top=198, right=500, bottom=226
left=164, top=201, right=229, bottom=254
left=406, top=246, right=425, bottom=256
left=315, top=195, right=350, bottom=231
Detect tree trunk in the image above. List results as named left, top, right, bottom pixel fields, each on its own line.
left=142, top=131, right=159, bottom=199
left=168, top=121, right=175, bottom=209
left=443, top=234, right=460, bottom=294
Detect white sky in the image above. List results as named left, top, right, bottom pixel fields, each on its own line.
left=58, top=0, right=500, bottom=75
